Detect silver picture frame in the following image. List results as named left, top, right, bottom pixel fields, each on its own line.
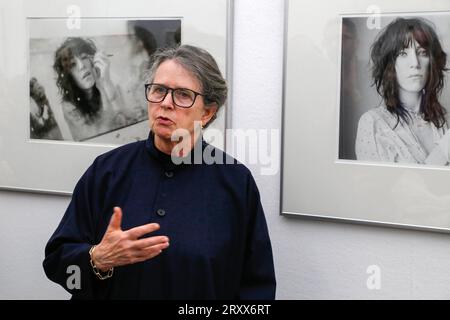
left=0, top=0, right=234, bottom=195
left=281, top=0, right=450, bottom=232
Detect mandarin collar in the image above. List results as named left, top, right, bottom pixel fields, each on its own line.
left=145, top=131, right=207, bottom=169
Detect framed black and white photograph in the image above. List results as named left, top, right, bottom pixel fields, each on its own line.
left=0, top=0, right=233, bottom=194
left=282, top=0, right=450, bottom=232
left=30, top=18, right=181, bottom=143
left=339, top=13, right=450, bottom=167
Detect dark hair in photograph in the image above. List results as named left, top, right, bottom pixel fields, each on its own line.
left=53, top=37, right=101, bottom=118
left=133, top=25, right=158, bottom=57
left=370, top=17, right=448, bottom=128
left=29, top=77, right=49, bottom=116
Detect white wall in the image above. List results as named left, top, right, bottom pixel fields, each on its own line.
left=0, top=191, right=71, bottom=299
left=2, top=0, right=450, bottom=299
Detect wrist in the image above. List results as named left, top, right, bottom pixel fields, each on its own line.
left=90, top=245, right=106, bottom=271
left=89, top=245, right=114, bottom=280
left=97, top=81, right=115, bottom=100
left=102, top=81, right=115, bottom=98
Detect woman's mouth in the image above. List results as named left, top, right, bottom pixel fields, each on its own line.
left=82, top=71, right=92, bottom=80
left=156, top=116, right=174, bottom=126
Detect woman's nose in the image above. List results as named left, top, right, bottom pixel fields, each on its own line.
left=160, top=89, right=175, bottom=109
left=409, top=51, right=420, bottom=68
left=74, top=57, right=85, bottom=70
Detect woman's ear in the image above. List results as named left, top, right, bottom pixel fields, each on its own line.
left=201, top=104, right=218, bottom=127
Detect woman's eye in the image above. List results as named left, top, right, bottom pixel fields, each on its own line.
left=79, top=54, right=90, bottom=61
left=418, top=49, right=428, bottom=57
left=398, top=51, right=407, bottom=57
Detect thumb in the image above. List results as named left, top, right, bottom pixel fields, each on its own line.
left=94, top=66, right=102, bottom=80
left=107, top=207, right=123, bottom=231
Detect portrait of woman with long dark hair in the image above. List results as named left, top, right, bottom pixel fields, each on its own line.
left=355, top=17, right=450, bottom=165
left=53, top=37, right=130, bottom=141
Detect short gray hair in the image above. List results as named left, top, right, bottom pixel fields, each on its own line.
left=146, top=45, right=228, bottom=128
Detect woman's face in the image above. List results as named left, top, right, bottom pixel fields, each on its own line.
left=148, top=59, right=216, bottom=148
left=395, top=39, right=429, bottom=94
left=70, top=53, right=96, bottom=90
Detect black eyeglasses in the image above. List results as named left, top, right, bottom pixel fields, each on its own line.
left=145, top=83, right=205, bottom=108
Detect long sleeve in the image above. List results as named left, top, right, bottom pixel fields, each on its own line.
left=238, top=175, right=276, bottom=300
left=43, top=160, right=109, bottom=299
left=355, top=111, right=383, bottom=161
left=43, top=137, right=277, bottom=299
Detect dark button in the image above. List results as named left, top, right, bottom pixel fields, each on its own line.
left=165, top=171, right=174, bottom=178
left=156, top=209, right=166, bottom=217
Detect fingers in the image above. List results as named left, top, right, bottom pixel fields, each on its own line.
left=93, top=62, right=105, bottom=80
left=93, top=52, right=109, bottom=68
left=126, top=223, right=160, bottom=239
left=94, top=59, right=107, bottom=70
left=92, top=52, right=109, bottom=79
left=143, top=242, right=170, bottom=253
left=134, top=235, right=169, bottom=249
left=94, top=51, right=108, bottom=60
left=103, top=235, right=169, bottom=267
left=107, top=207, right=123, bottom=232
left=134, top=242, right=170, bottom=262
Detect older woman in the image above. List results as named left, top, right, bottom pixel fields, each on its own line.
left=53, top=37, right=129, bottom=141
left=355, top=17, right=450, bottom=165
left=43, top=45, right=276, bottom=299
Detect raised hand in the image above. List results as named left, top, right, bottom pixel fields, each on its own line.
left=92, top=52, right=111, bottom=83
left=91, top=207, right=169, bottom=272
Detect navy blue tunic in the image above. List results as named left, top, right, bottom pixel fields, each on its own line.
left=43, top=133, right=276, bottom=299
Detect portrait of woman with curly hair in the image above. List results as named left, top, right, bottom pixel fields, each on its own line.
left=53, top=37, right=130, bottom=141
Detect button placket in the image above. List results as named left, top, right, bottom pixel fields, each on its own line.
left=153, top=168, right=175, bottom=218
